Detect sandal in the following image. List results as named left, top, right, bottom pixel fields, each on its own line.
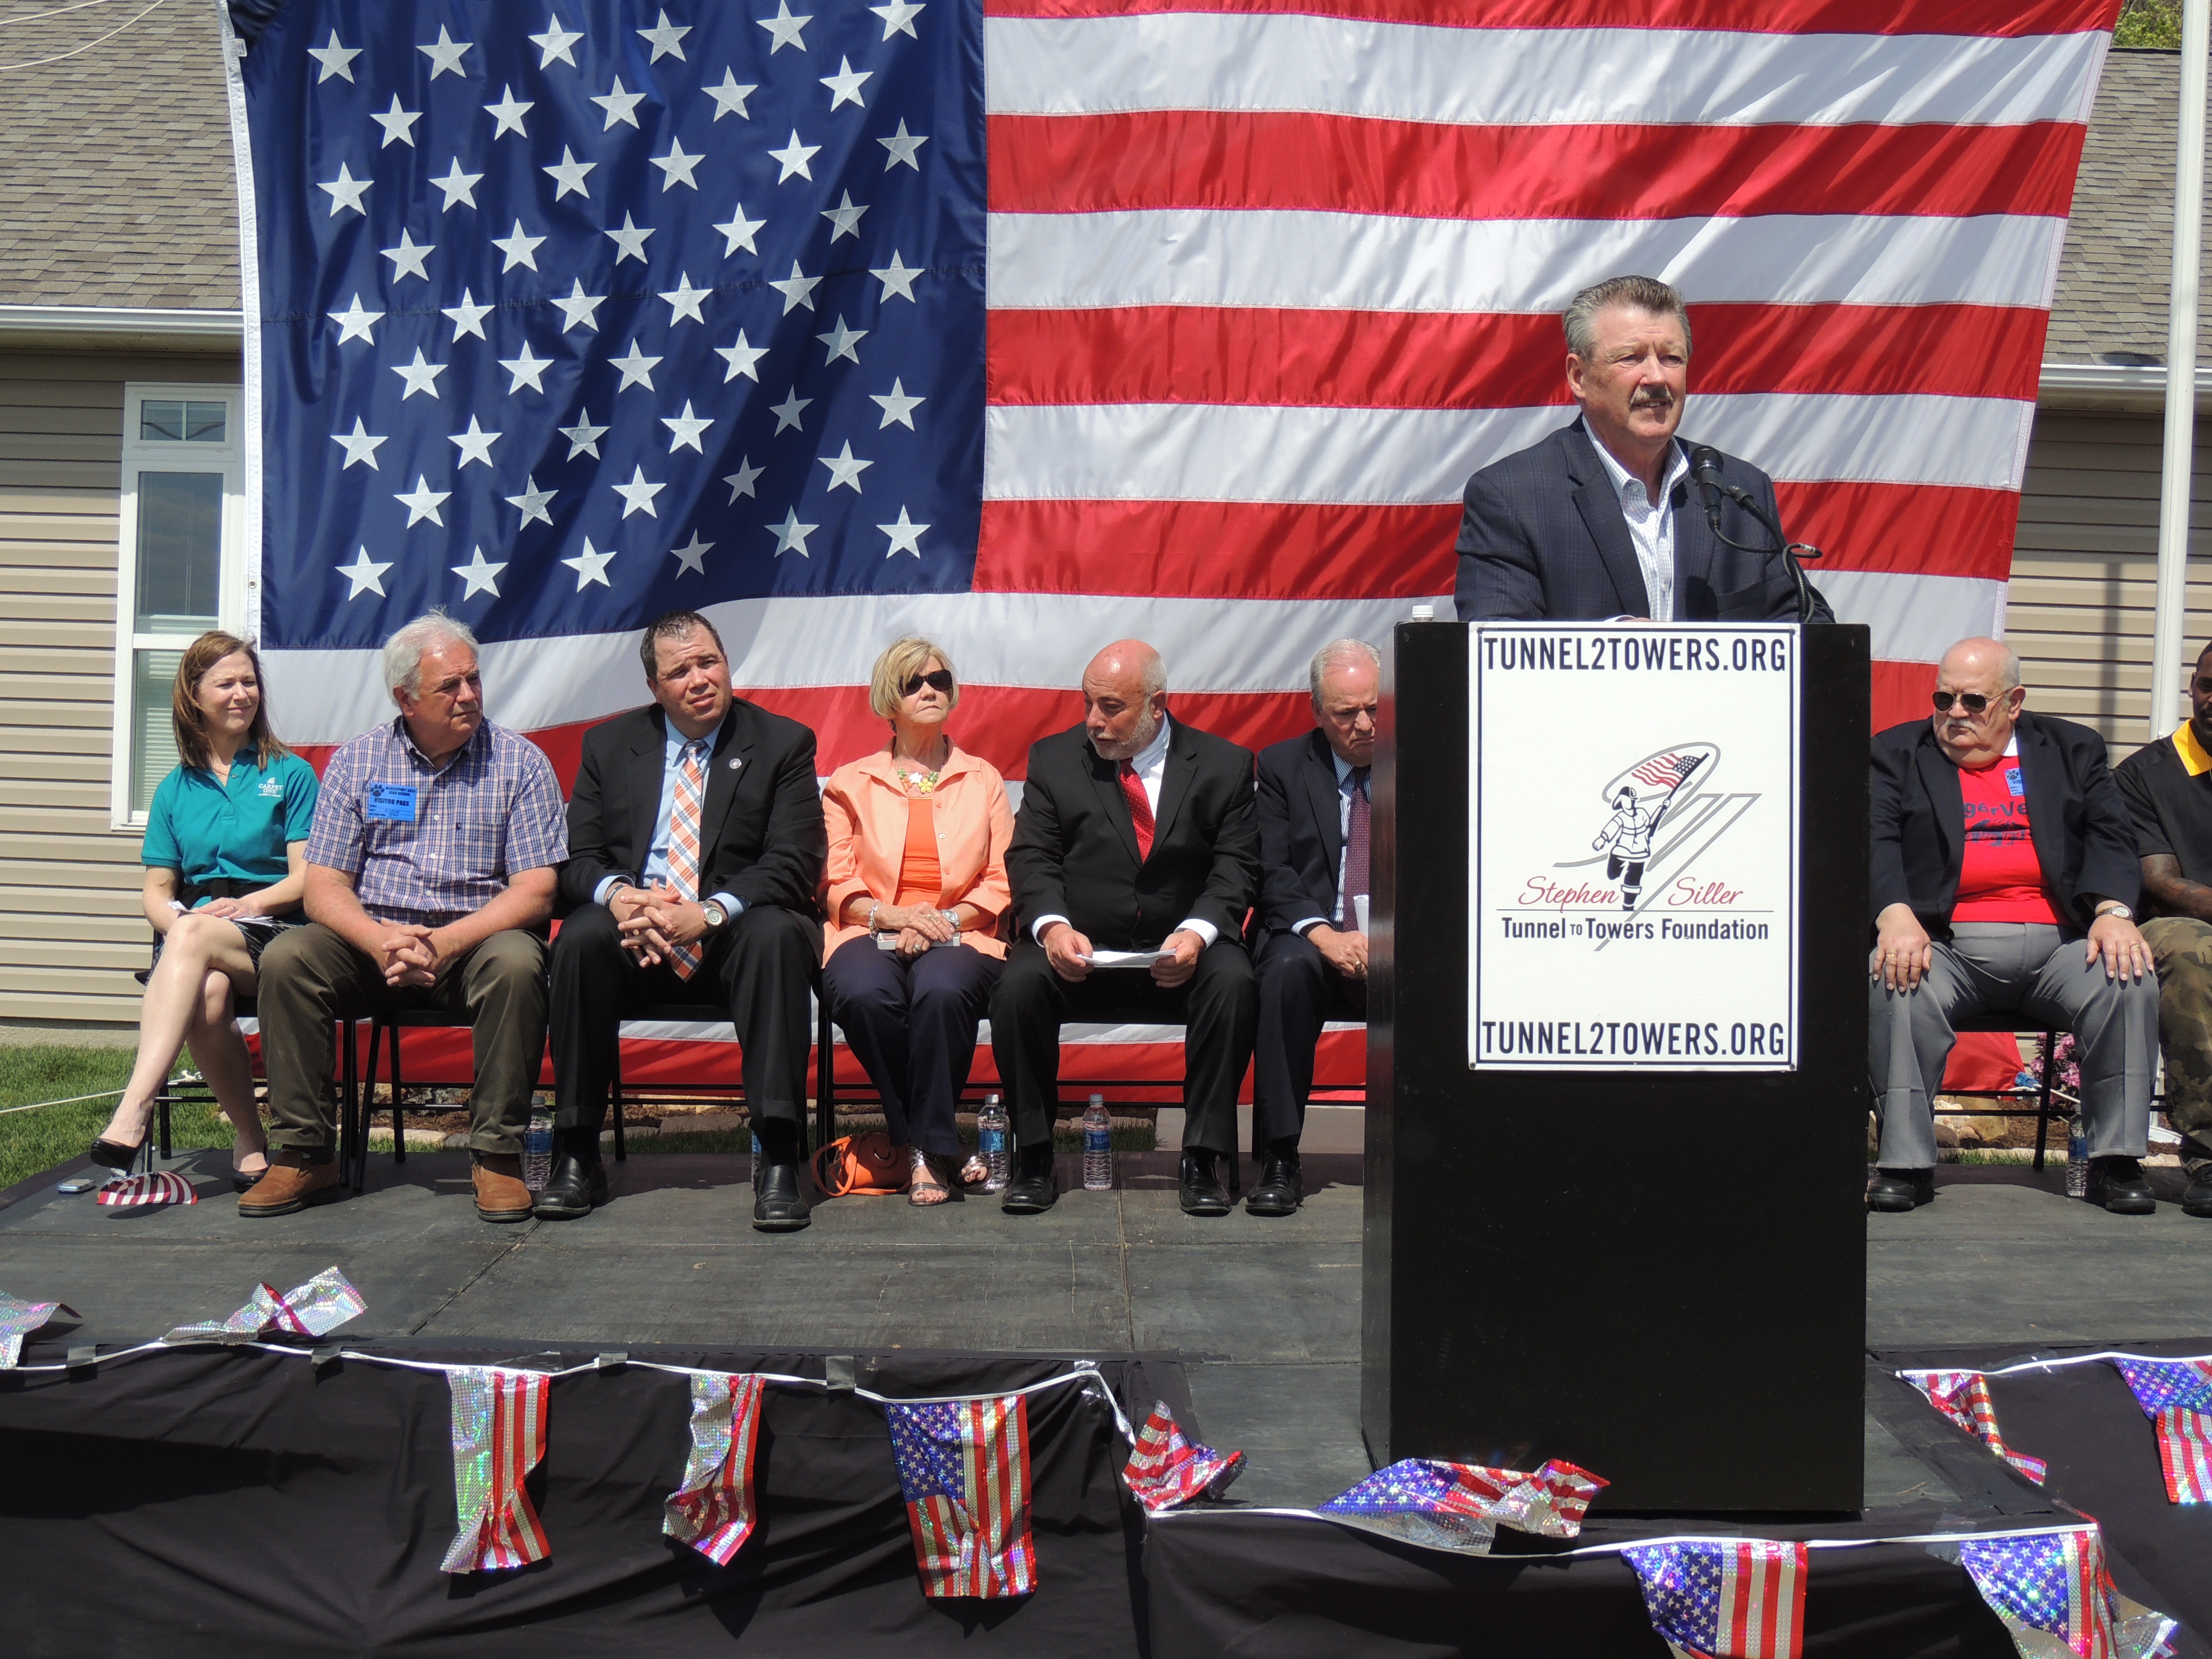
left=958, top=1153, right=988, bottom=1188
left=907, top=1148, right=962, bottom=1207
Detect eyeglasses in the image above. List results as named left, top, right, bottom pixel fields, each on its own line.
left=1930, top=691, right=1995, bottom=714
left=902, top=669, right=954, bottom=697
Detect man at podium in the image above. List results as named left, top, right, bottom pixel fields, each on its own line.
left=1453, top=274, right=1832, bottom=625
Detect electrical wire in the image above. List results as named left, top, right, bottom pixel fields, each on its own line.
left=0, top=0, right=168, bottom=71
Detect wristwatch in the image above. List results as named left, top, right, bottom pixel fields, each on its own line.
left=2094, top=901, right=2134, bottom=923
left=700, top=901, right=728, bottom=929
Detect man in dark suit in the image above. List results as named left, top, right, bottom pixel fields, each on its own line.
left=992, top=639, right=1261, bottom=1217
left=1868, top=637, right=2156, bottom=1214
left=547, top=611, right=827, bottom=1230
left=1245, top=639, right=1379, bottom=1216
left=1454, top=273, right=1832, bottom=625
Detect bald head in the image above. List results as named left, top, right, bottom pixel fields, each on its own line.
left=1932, top=636, right=2025, bottom=768
left=1082, top=638, right=1167, bottom=760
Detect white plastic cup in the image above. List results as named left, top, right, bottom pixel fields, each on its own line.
left=1354, top=894, right=1370, bottom=934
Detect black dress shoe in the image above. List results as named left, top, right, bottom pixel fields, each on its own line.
left=1244, top=1153, right=1303, bottom=1217
left=1866, top=1167, right=1935, bottom=1212
left=88, top=1138, right=141, bottom=1171
left=533, top=1154, right=607, bottom=1219
left=1001, top=1146, right=1058, bottom=1215
left=2087, top=1155, right=2156, bottom=1214
left=2185, top=1168, right=2212, bottom=1219
left=1180, top=1152, right=1231, bottom=1217
left=752, top=1163, right=812, bottom=1232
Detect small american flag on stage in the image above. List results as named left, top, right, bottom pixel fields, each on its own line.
left=1318, top=1456, right=1606, bottom=1553
left=663, top=1371, right=768, bottom=1563
left=1121, top=1401, right=1244, bottom=1512
left=1947, top=1528, right=2140, bottom=1659
left=1902, top=1370, right=2049, bottom=1486
left=883, top=1394, right=1037, bottom=1598
left=162, top=1266, right=367, bottom=1344
left=1622, top=1539, right=1807, bottom=1659
left=441, top=1368, right=553, bottom=1574
left=2113, top=1358, right=2212, bottom=1506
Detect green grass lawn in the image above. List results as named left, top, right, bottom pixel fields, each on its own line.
left=0, top=1046, right=232, bottom=1192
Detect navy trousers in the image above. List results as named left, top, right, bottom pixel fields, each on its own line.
left=823, top=937, right=1000, bottom=1157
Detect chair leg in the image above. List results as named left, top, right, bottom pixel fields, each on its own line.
left=2032, top=1030, right=2056, bottom=1174
left=815, top=988, right=835, bottom=1154
left=156, top=1083, right=173, bottom=1161
left=341, top=1019, right=363, bottom=1192
left=610, top=1030, right=626, bottom=1163
left=389, top=1020, right=408, bottom=1164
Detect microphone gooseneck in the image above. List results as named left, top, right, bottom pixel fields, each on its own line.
left=1681, top=441, right=1824, bottom=624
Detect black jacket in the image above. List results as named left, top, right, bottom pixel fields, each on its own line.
left=1868, top=709, right=2137, bottom=934
left=557, top=700, right=826, bottom=917
left=1454, top=421, right=1834, bottom=624
left=1252, top=728, right=1345, bottom=938
left=1007, top=719, right=1259, bottom=949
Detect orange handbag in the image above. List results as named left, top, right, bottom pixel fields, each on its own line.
left=809, top=1131, right=909, bottom=1197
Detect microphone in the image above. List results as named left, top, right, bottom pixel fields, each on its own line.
left=1688, top=444, right=1726, bottom=531
left=1686, top=441, right=1823, bottom=624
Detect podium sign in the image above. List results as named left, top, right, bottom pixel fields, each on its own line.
left=1469, top=624, right=1800, bottom=1071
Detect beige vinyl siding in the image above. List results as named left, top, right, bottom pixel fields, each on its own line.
left=2007, top=408, right=2212, bottom=765
left=0, top=348, right=239, bottom=1026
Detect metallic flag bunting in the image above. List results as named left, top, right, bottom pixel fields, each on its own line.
left=1938, top=1527, right=2176, bottom=1659
left=441, top=1368, right=555, bottom=1575
left=0, top=1291, right=75, bottom=1369
left=1902, top=1370, right=2050, bottom=1486
left=1316, top=1456, right=1607, bottom=1554
left=883, top=1394, right=1038, bottom=1598
left=162, top=1267, right=368, bottom=1345
left=1622, top=1539, right=1807, bottom=1659
left=2111, top=1359, right=2212, bottom=1506
left=663, top=1371, right=769, bottom=1563
left=1120, top=1400, right=1244, bottom=1512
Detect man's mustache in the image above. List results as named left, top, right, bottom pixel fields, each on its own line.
left=1630, top=388, right=1675, bottom=409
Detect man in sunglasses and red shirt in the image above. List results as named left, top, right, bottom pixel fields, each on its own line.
left=1868, top=637, right=2157, bottom=1213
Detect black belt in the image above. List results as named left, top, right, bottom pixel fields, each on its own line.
left=178, top=877, right=274, bottom=908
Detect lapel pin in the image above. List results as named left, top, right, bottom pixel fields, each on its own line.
left=727, top=757, right=742, bottom=770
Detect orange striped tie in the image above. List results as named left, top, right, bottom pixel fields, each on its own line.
left=667, top=741, right=707, bottom=980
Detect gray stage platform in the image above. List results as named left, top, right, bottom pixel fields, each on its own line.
left=4, top=1153, right=2207, bottom=1510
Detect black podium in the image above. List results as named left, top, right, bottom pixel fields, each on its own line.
left=1363, top=621, right=1871, bottom=1514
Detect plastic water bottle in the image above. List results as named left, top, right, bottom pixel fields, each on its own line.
left=1082, top=1094, right=1113, bottom=1191
left=2066, top=1116, right=2089, bottom=1200
left=522, top=1105, right=554, bottom=1191
left=750, top=1129, right=763, bottom=1189
left=977, top=1094, right=1010, bottom=1192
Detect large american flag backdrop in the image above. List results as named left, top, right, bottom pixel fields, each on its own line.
left=230, top=0, right=2124, bottom=781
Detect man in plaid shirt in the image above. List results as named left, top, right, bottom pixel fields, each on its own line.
left=246, top=614, right=568, bottom=1222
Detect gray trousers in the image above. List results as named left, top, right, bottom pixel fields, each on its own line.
left=1868, top=921, right=2154, bottom=1168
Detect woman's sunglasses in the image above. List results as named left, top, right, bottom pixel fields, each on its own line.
left=1930, top=691, right=1995, bottom=714
left=902, top=669, right=954, bottom=697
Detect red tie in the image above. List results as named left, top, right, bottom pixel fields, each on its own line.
left=1118, top=760, right=1155, bottom=862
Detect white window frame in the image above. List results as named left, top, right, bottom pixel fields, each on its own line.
left=109, top=381, right=249, bottom=829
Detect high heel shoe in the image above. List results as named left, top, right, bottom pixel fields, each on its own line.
left=88, top=1136, right=143, bottom=1170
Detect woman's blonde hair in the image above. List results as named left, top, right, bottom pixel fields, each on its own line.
left=171, top=631, right=289, bottom=773
left=868, top=636, right=960, bottom=720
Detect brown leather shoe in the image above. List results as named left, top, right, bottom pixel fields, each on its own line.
left=473, top=1153, right=534, bottom=1223
left=238, top=1149, right=339, bottom=1218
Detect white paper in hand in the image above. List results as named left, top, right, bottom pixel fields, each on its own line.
left=1082, top=949, right=1173, bottom=968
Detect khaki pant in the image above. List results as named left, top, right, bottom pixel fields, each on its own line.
left=2143, top=916, right=2212, bottom=1174
left=257, top=922, right=547, bottom=1158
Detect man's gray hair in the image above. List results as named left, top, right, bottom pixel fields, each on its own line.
left=1563, top=275, right=1693, bottom=362
left=1309, top=638, right=1382, bottom=707
left=383, top=612, right=480, bottom=696
left=1137, top=649, right=1167, bottom=697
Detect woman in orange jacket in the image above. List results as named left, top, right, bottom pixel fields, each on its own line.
left=819, top=637, right=1015, bottom=1204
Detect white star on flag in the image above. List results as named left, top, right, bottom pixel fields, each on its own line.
left=442, top=289, right=493, bottom=341
left=878, top=120, right=927, bottom=171
left=308, top=28, right=361, bottom=81
left=395, top=475, right=452, bottom=527
left=336, top=548, right=391, bottom=598
left=529, top=14, right=583, bottom=67
left=605, top=211, right=654, bottom=262
left=543, top=146, right=596, bottom=199
left=713, top=203, right=766, bottom=255
left=498, top=341, right=553, bottom=394
left=659, top=273, right=711, bottom=325
left=820, top=57, right=872, bottom=109
left=662, top=400, right=714, bottom=452
left=492, top=219, right=545, bottom=271
left=593, top=75, right=647, bottom=130
left=331, top=417, right=387, bottom=469
left=870, top=252, right=922, bottom=301
left=869, top=0, right=923, bottom=40
left=612, top=465, right=667, bottom=517
left=652, top=137, right=703, bottom=191
left=769, top=508, right=817, bottom=555
left=505, top=475, right=556, bottom=527
left=418, top=24, right=471, bottom=77
left=561, top=412, right=610, bottom=459
left=371, top=95, right=422, bottom=148
left=769, top=389, right=811, bottom=432
left=391, top=348, right=445, bottom=399
left=670, top=531, right=713, bottom=576
left=552, top=278, right=607, bottom=332
left=449, top=415, right=501, bottom=469
left=817, top=316, right=867, bottom=363
left=768, top=261, right=822, bottom=313
left=317, top=163, right=371, bottom=216
left=328, top=293, right=382, bottom=344
left=723, top=457, right=763, bottom=500
left=381, top=229, right=434, bottom=282
left=871, top=378, right=926, bottom=429
left=820, top=192, right=867, bottom=240
left=609, top=341, right=661, bottom=392
left=878, top=507, right=928, bottom=556
left=484, top=86, right=534, bottom=138
left=562, top=536, right=616, bottom=589
left=430, top=159, right=483, bottom=209
left=451, top=547, right=507, bottom=598
left=638, top=9, right=691, bottom=61
left=819, top=441, right=872, bottom=492
left=706, top=69, right=756, bottom=120
left=757, top=1, right=811, bottom=53
left=768, top=130, right=821, bottom=183
left=716, top=330, right=767, bottom=382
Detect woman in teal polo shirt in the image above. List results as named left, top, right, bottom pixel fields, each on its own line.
left=90, top=631, right=318, bottom=1188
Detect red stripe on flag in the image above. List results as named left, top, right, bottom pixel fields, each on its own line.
left=982, top=0, right=2120, bottom=35
left=1772, top=481, right=2021, bottom=579
left=989, top=114, right=2088, bottom=223
left=985, top=303, right=2048, bottom=409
